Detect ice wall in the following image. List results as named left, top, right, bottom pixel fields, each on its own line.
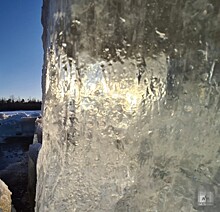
left=37, top=0, right=220, bottom=211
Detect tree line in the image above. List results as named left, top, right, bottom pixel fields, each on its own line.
left=0, top=97, right=41, bottom=111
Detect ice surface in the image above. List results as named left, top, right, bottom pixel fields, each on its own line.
left=37, top=0, right=220, bottom=211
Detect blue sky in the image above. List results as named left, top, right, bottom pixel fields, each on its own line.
left=0, top=0, right=43, bottom=100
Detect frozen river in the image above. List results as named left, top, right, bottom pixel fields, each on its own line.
left=0, top=110, right=41, bottom=170
left=0, top=110, right=41, bottom=143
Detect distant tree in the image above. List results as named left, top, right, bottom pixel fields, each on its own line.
left=0, top=98, right=6, bottom=103
left=7, top=99, right=12, bottom=103
left=10, top=95, right=15, bottom=103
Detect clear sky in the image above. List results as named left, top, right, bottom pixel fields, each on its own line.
left=0, top=0, right=43, bottom=100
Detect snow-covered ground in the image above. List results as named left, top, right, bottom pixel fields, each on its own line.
left=0, top=110, right=41, bottom=118
left=0, top=110, right=41, bottom=143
